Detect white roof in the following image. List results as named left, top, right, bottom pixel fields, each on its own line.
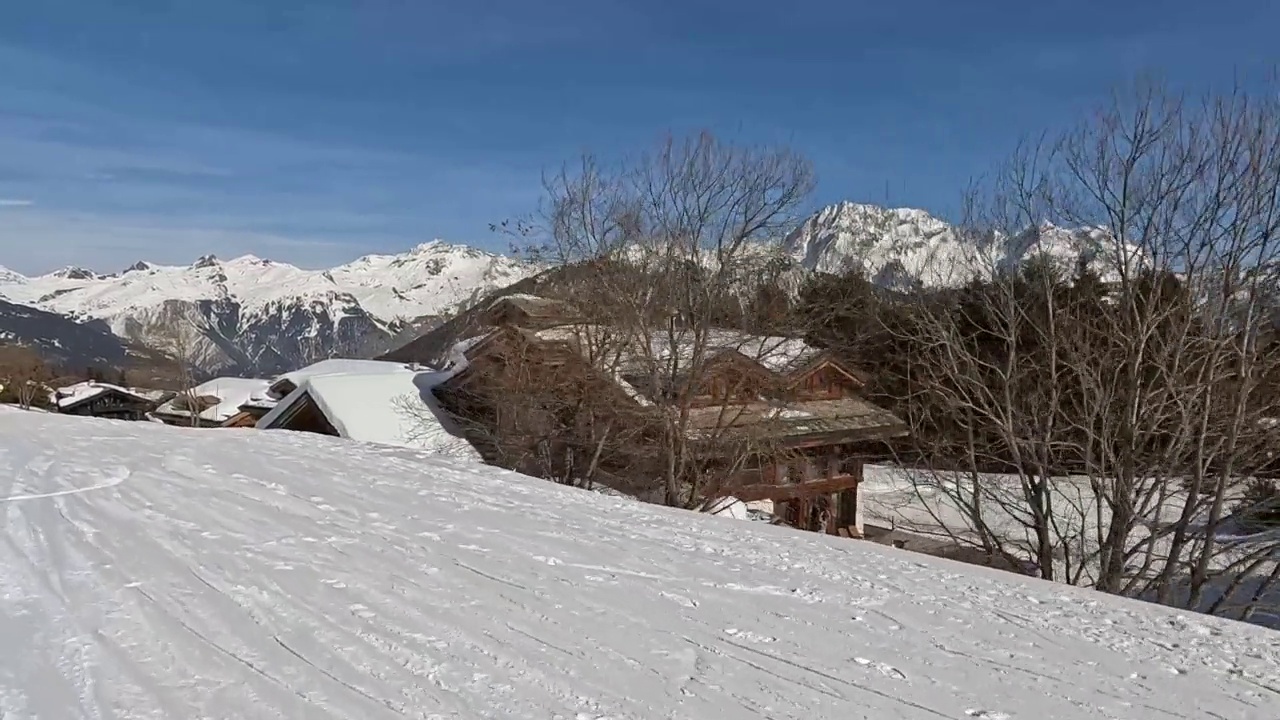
left=51, top=380, right=153, bottom=409
left=155, top=377, right=270, bottom=423
left=274, top=358, right=418, bottom=388
left=259, top=368, right=478, bottom=459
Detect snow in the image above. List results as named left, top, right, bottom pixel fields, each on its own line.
left=258, top=367, right=479, bottom=459
left=701, top=496, right=751, bottom=520
left=0, top=264, right=26, bottom=285
left=273, top=358, right=421, bottom=394
left=154, top=376, right=270, bottom=423
left=1, top=410, right=1276, bottom=719
left=858, top=464, right=1280, bottom=626
left=0, top=243, right=540, bottom=360
left=782, top=201, right=1144, bottom=288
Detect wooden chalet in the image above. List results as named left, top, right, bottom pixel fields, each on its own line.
left=51, top=381, right=159, bottom=421
left=255, top=366, right=477, bottom=456
left=221, top=397, right=276, bottom=427
left=483, top=295, right=575, bottom=329
left=150, top=377, right=271, bottom=428
left=427, top=298, right=907, bottom=538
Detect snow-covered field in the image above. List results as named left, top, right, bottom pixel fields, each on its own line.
left=2, top=410, right=1278, bottom=719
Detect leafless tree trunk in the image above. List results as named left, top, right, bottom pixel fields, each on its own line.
left=156, top=303, right=205, bottom=426
left=0, top=345, right=54, bottom=410
left=506, top=131, right=815, bottom=507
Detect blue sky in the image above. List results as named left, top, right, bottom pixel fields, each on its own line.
left=0, top=0, right=1276, bottom=275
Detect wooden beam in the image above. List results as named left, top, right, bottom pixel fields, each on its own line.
left=729, top=474, right=861, bottom=502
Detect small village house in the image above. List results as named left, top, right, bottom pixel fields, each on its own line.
left=255, top=360, right=476, bottom=456
left=151, top=377, right=271, bottom=428
left=50, top=380, right=163, bottom=421
left=411, top=293, right=907, bottom=538
left=220, top=358, right=429, bottom=429
left=265, top=358, right=416, bottom=400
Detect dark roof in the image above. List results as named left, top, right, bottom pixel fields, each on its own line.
left=379, top=261, right=626, bottom=365
left=489, top=294, right=573, bottom=320
left=686, top=396, right=907, bottom=444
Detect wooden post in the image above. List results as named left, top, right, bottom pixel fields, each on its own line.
left=826, top=493, right=837, bottom=535
left=851, top=459, right=865, bottom=537
left=826, top=452, right=841, bottom=479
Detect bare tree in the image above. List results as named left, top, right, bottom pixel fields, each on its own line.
left=155, top=302, right=206, bottom=426
left=501, top=131, right=816, bottom=506
left=865, top=78, right=1280, bottom=623
left=0, top=345, right=53, bottom=409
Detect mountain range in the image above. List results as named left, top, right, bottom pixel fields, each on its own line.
left=0, top=241, right=537, bottom=377
left=781, top=201, right=1133, bottom=289
left=0, top=202, right=1128, bottom=377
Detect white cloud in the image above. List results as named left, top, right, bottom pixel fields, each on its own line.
left=0, top=199, right=34, bottom=207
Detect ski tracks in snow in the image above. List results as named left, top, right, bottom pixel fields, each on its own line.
left=2, top=412, right=1278, bottom=719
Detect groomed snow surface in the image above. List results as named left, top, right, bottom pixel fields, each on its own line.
left=2, top=411, right=1277, bottom=719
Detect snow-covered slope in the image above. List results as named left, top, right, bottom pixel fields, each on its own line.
left=0, top=242, right=538, bottom=376
left=2, top=410, right=1276, bottom=719
left=783, top=202, right=1139, bottom=288
left=0, top=264, right=27, bottom=286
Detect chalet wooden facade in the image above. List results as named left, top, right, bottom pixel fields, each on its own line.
left=483, top=295, right=575, bottom=329
left=150, top=393, right=224, bottom=428
left=428, top=300, right=907, bottom=538
left=220, top=404, right=270, bottom=428
left=52, top=382, right=159, bottom=421
left=261, top=391, right=341, bottom=436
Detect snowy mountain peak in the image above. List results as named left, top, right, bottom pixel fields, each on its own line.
left=122, top=260, right=154, bottom=275
left=0, top=264, right=27, bottom=285
left=50, top=266, right=100, bottom=281
left=225, top=254, right=280, bottom=268
left=412, top=239, right=450, bottom=253
left=783, top=201, right=973, bottom=287
left=785, top=201, right=1139, bottom=288
left=0, top=242, right=541, bottom=375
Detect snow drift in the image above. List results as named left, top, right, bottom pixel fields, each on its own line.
left=0, top=411, right=1277, bottom=719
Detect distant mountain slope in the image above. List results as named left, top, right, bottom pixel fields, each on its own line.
left=783, top=201, right=1137, bottom=288
left=0, top=296, right=139, bottom=369
left=0, top=242, right=540, bottom=376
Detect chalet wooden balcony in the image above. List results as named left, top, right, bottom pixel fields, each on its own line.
left=725, top=459, right=863, bottom=503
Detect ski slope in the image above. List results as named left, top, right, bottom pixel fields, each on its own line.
left=1, top=410, right=1277, bottom=719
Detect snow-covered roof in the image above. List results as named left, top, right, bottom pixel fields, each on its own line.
left=154, top=377, right=270, bottom=423
left=271, top=358, right=422, bottom=394
left=239, top=392, right=279, bottom=411
left=50, top=380, right=154, bottom=409
left=259, top=368, right=478, bottom=459
left=3, top=408, right=1276, bottom=718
